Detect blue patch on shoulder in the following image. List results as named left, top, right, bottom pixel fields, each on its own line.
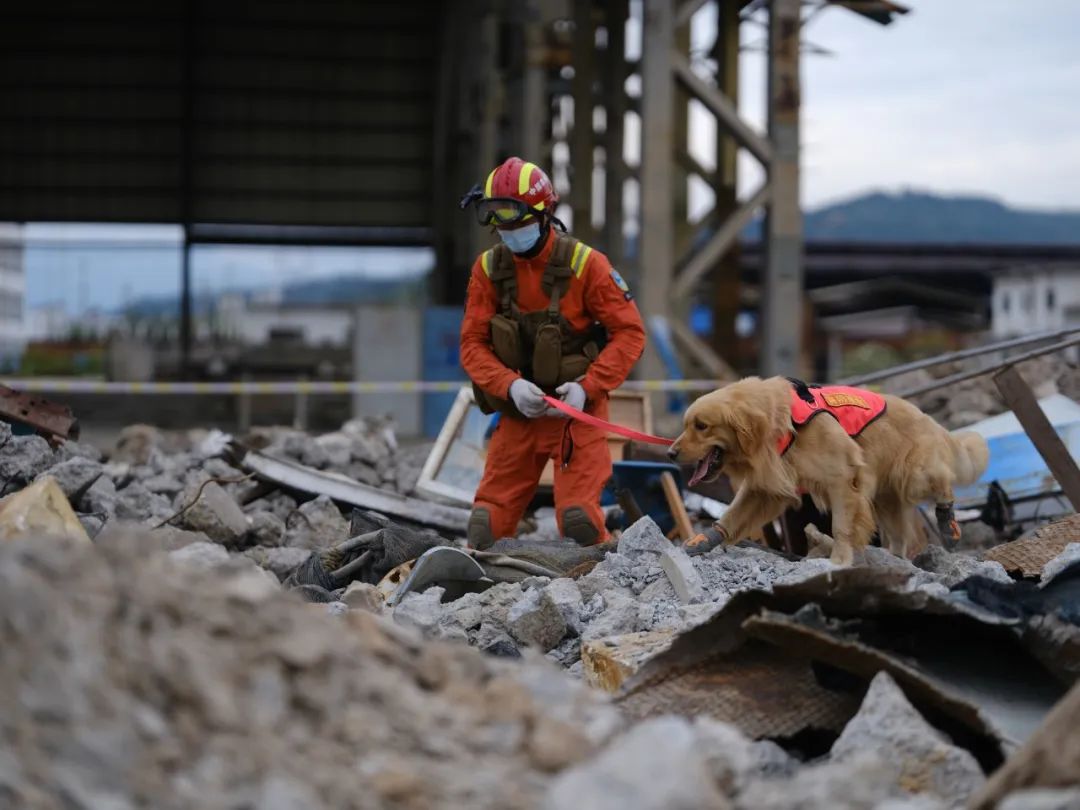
left=610, top=269, right=633, bottom=300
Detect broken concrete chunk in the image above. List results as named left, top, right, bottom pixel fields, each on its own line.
left=55, top=439, right=104, bottom=463
left=244, top=493, right=297, bottom=524
left=141, top=473, right=184, bottom=496
left=441, top=591, right=484, bottom=631
left=913, top=545, right=1012, bottom=587
left=247, top=511, right=286, bottom=548
left=285, top=495, right=348, bottom=549
left=176, top=480, right=250, bottom=547
left=1041, top=543, right=1080, bottom=587
left=831, top=672, right=985, bottom=806
left=508, top=588, right=568, bottom=652
left=323, top=601, right=349, bottom=617
left=78, top=474, right=118, bottom=519
left=617, top=516, right=672, bottom=559
left=393, top=587, right=446, bottom=634
left=475, top=622, right=521, bottom=658
left=582, top=590, right=640, bottom=640
left=343, top=462, right=382, bottom=488
left=299, top=440, right=330, bottom=470
left=244, top=547, right=311, bottom=581
left=37, top=457, right=104, bottom=501
left=691, top=717, right=798, bottom=795
left=660, top=546, right=706, bottom=604
left=580, top=630, right=675, bottom=693
left=111, top=424, right=162, bottom=466
left=0, top=434, right=57, bottom=484
left=543, top=578, right=585, bottom=634
left=737, top=752, right=912, bottom=810
left=999, top=788, right=1080, bottom=810
left=544, top=716, right=729, bottom=810
left=144, top=525, right=213, bottom=552
left=0, top=476, right=91, bottom=546
left=168, top=541, right=232, bottom=570
left=342, top=581, right=383, bottom=613
left=116, top=481, right=173, bottom=524
left=314, top=433, right=353, bottom=470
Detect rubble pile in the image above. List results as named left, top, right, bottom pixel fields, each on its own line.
left=885, top=353, right=1080, bottom=430
left=9, top=418, right=430, bottom=547
left=392, top=518, right=1018, bottom=676
left=4, top=531, right=1067, bottom=809
left=0, top=407, right=1077, bottom=807
left=0, top=533, right=621, bottom=809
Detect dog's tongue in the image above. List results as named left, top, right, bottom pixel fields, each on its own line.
left=688, top=455, right=711, bottom=487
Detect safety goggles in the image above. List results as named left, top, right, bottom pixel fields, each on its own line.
left=459, top=184, right=545, bottom=227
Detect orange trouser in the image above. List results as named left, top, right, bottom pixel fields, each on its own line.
left=473, top=400, right=612, bottom=544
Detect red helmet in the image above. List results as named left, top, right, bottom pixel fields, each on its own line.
left=460, top=157, right=559, bottom=227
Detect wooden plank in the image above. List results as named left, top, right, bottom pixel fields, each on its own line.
left=993, top=364, right=1080, bottom=511
left=660, top=471, right=694, bottom=541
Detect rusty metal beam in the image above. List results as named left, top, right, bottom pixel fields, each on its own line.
left=993, top=365, right=1080, bottom=512
left=0, top=386, right=79, bottom=445
left=671, top=50, right=772, bottom=166
left=671, top=180, right=771, bottom=301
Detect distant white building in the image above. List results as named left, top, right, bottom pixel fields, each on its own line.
left=0, top=224, right=26, bottom=370
left=992, top=267, right=1080, bottom=337
left=217, top=296, right=354, bottom=346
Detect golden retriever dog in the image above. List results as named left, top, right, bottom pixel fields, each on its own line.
left=668, top=376, right=990, bottom=565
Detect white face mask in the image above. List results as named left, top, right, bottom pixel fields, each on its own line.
left=498, top=222, right=542, bottom=254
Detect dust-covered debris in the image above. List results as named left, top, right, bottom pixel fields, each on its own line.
left=830, top=672, right=985, bottom=806
left=0, top=533, right=625, bottom=810
left=544, top=717, right=730, bottom=810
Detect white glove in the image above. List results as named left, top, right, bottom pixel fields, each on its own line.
left=548, top=381, right=587, bottom=416
left=509, top=378, right=548, bottom=418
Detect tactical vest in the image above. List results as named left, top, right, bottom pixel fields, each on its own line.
left=776, top=378, right=888, bottom=455
left=471, top=234, right=607, bottom=417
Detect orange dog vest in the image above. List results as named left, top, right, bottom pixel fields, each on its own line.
left=777, top=381, right=887, bottom=456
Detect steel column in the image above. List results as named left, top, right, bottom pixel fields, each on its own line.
left=603, top=0, right=628, bottom=266
left=571, top=0, right=598, bottom=243
left=761, top=0, right=803, bottom=377
left=178, top=0, right=196, bottom=375
left=638, top=0, right=675, bottom=380
left=710, top=0, right=742, bottom=367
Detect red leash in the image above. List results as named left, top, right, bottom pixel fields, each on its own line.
left=542, top=395, right=674, bottom=446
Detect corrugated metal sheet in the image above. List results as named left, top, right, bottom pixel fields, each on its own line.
left=0, top=0, right=438, bottom=230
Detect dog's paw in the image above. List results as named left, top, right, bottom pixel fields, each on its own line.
left=684, top=527, right=726, bottom=555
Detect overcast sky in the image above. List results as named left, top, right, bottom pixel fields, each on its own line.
left=734, top=0, right=1080, bottom=209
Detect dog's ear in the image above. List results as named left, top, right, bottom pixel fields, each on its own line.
left=729, top=405, right=767, bottom=458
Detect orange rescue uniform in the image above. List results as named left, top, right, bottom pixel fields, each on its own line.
left=460, top=229, right=646, bottom=543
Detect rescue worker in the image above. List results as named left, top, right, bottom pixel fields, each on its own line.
left=459, top=157, right=646, bottom=549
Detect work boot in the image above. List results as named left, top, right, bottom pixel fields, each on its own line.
left=561, top=506, right=600, bottom=547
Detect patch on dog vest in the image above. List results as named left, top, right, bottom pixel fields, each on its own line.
left=777, top=382, right=887, bottom=455
left=821, top=391, right=871, bottom=410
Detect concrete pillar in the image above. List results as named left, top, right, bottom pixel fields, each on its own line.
left=352, top=306, right=422, bottom=436
left=761, top=0, right=803, bottom=377
left=638, top=0, right=675, bottom=381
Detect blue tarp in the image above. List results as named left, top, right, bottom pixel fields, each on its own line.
left=952, top=394, right=1080, bottom=508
